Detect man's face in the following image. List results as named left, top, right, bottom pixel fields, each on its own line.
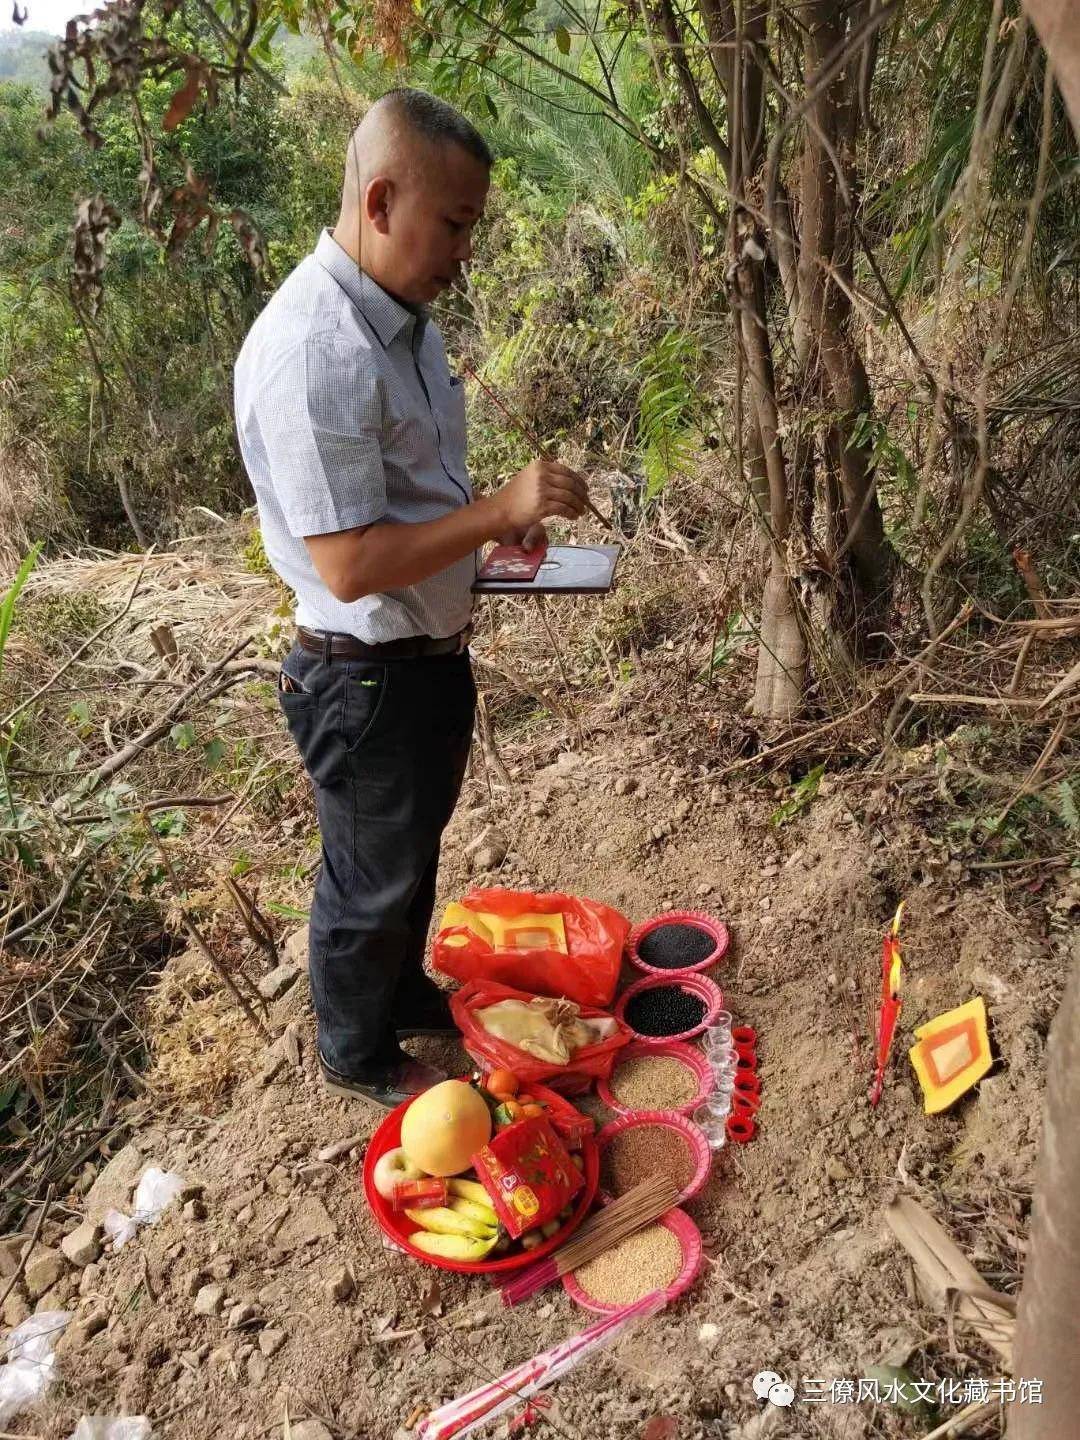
left=378, top=142, right=490, bottom=305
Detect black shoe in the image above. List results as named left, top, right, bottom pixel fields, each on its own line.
left=394, top=990, right=458, bottom=1039
left=319, top=1049, right=446, bottom=1109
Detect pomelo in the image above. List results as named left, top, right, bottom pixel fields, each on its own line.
left=400, top=1080, right=493, bottom=1176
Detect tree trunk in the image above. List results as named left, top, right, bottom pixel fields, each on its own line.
left=1008, top=44, right=1080, bottom=1438
left=754, top=553, right=806, bottom=718
left=798, top=0, right=897, bottom=646
left=1009, top=940, right=1080, bottom=1438
left=733, top=220, right=808, bottom=718
left=1020, top=0, right=1080, bottom=135
left=117, top=466, right=150, bottom=550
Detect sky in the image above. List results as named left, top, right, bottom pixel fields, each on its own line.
left=1, top=0, right=84, bottom=33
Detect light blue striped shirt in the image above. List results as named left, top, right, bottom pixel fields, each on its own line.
left=234, top=230, right=476, bottom=642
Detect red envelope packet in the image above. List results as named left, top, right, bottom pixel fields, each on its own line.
left=470, top=1116, right=583, bottom=1238
left=476, top=543, right=548, bottom=582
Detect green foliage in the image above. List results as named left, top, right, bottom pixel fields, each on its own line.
left=635, top=330, right=701, bottom=496
left=241, top=525, right=273, bottom=576
left=1049, top=780, right=1078, bottom=835
left=770, top=765, right=826, bottom=828
left=0, top=44, right=361, bottom=549
left=698, top=613, right=753, bottom=681
left=0, top=544, right=40, bottom=682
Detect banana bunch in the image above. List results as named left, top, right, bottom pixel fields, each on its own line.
left=406, top=1185, right=503, bottom=1261
left=447, top=1178, right=493, bottom=1207
left=411, top=1230, right=498, bottom=1261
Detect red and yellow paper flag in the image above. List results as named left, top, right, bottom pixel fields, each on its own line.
left=869, top=903, right=904, bottom=1107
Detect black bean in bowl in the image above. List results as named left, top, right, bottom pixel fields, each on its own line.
left=624, top=984, right=707, bottom=1038
left=638, top=921, right=716, bottom=970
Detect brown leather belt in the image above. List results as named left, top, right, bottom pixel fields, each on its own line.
left=296, top=624, right=471, bottom=661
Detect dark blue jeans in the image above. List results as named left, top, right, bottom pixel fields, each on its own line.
left=277, top=642, right=475, bottom=1076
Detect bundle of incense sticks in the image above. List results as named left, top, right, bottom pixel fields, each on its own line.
left=498, top=1173, right=680, bottom=1307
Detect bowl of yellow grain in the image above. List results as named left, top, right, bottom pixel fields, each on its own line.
left=597, top=1041, right=713, bottom=1118
left=562, top=1207, right=703, bottom=1313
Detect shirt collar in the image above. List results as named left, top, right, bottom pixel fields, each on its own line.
left=314, top=229, right=427, bottom=348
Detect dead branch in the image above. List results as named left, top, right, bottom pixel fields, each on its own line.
left=0, top=849, right=100, bottom=948
left=908, top=692, right=1075, bottom=713
left=470, top=653, right=571, bottom=720
left=79, top=633, right=256, bottom=795
left=223, top=876, right=278, bottom=970
left=0, top=1185, right=53, bottom=1314
left=1, top=550, right=153, bottom=728
left=705, top=602, right=977, bottom=781
left=64, top=794, right=233, bottom=825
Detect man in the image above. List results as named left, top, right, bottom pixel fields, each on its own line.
left=234, top=89, right=588, bottom=1107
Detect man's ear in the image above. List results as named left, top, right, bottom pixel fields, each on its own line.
left=364, top=175, right=393, bottom=235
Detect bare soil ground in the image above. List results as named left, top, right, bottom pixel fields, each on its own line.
left=5, top=532, right=1076, bottom=1440
left=14, top=737, right=1074, bottom=1440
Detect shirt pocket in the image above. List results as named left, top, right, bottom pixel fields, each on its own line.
left=435, top=374, right=470, bottom=487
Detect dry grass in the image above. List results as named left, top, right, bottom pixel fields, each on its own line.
left=146, top=953, right=265, bottom=1106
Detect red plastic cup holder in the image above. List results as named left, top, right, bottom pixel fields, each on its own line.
left=734, top=1071, right=762, bottom=1096
left=734, top=1052, right=758, bottom=1074
left=732, top=1089, right=761, bottom=1116
left=726, top=1114, right=756, bottom=1143
left=731, top=1025, right=757, bottom=1047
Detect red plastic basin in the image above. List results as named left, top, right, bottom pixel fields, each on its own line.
left=361, top=1079, right=599, bottom=1275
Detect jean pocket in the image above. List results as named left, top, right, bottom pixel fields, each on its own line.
left=342, top=662, right=391, bottom=754
left=278, top=666, right=315, bottom=709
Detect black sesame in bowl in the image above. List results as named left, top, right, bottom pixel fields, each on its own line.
left=638, top=921, right=717, bottom=970
left=624, top=984, right=707, bottom=1038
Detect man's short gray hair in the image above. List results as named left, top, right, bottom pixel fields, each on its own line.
left=380, top=87, right=493, bottom=167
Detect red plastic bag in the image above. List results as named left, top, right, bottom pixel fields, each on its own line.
left=451, top=979, right=632, bottom=1094
left=432, top=888, right=629, bottom=1009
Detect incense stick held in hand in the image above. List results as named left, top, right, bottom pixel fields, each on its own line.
left=498, top=1173, right=681, bottom=1307
left=462, top=362, right=618, bottom=534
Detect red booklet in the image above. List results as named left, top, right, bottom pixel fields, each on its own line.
left=476, top=542, right=548, bottom=583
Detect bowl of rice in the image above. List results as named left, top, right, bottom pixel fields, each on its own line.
left=597, top=1041, right=713, bottom=1118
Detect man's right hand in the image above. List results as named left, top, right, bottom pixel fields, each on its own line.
left=495, top=459, right=589, bottom=534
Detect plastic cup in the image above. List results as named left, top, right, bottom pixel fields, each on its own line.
left=703, top=1033, right=733, bottom=1063
left=693, top=1104, right=728, bottom=1150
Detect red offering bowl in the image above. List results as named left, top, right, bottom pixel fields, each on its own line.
left=361, top=1079, right=599, bottom=1275
left=626, top=910, right=730, bottom=978
left=562, top=1206, right=703, bottom=1314
left=595, top=1109, right=712, bottom=1205
left=597, top=1040, right=713, bottom=1118
left=615, top=972, right=723, bottom=1045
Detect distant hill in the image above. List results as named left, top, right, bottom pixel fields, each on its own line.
left=275, top=27, right=322, bottom=74
left=0, top=23, right=321, bottom=97
left=0, top=29, right=53, bottom=93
